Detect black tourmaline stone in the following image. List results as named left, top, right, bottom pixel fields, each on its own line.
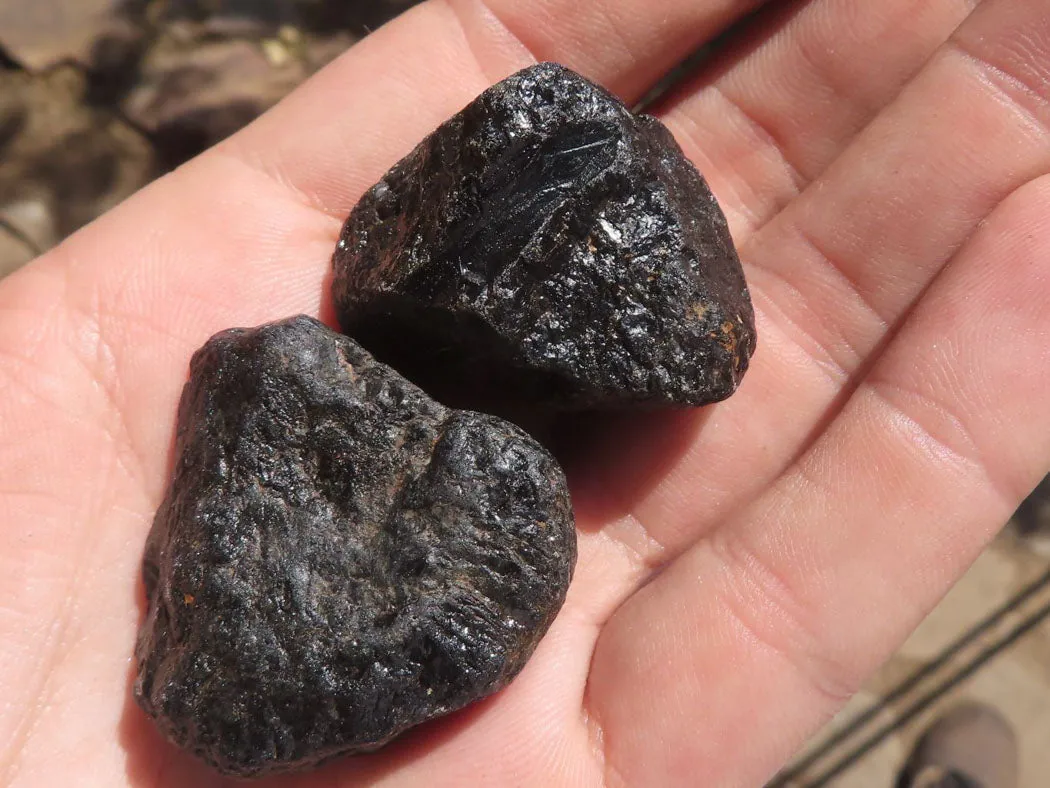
left=134, top=316, right=576, bottom=777
left=333, top=62, right=756, bottom=411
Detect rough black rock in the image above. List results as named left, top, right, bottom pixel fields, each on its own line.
left=333, top=62, right=756, bottom=411
left=134, top=316, right=576, bottom=777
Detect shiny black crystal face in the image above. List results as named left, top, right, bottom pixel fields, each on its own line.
left=134, top=316, right=576, bottom=777
left=333, top=62, right=756, bottom=411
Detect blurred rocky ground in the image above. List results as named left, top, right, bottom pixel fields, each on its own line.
left=1015, top=476, right=1050, bottom=552
left=0, top=0, right=421, bottom=276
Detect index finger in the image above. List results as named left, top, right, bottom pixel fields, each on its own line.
left=220, top=0, right=768, bottom=218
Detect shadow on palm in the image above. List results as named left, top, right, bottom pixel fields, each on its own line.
left=112, top=332, right=716, bottom=785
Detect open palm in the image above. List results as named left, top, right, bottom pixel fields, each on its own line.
left=2, top=0, right=1049, bottom=786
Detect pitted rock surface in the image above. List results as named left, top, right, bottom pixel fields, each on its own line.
left=134, top=316, right=576, bottom=777
left=333, top=62, right=756, bottom=410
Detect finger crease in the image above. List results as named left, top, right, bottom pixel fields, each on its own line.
left=790, top=220, right=889, bottom=363
left=948, top=37, right=1050, bottom=143
left=710, top=83, right=808, bottom=196
left=708, top=532, right=860, bottom=707
left=744, top=264, right=851, bottom=386
left=863, top=376, right=1018, bottom=511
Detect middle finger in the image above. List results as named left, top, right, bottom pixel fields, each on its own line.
left=599, top=0, right=1050, bottom=567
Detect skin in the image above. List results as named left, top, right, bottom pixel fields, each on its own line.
left=0, top=0, right=1048, bottom=785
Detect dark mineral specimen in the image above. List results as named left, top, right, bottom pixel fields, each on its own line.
left=333, top=61, right=756, bottom=410
left=135, top=316, right=576, bottom=777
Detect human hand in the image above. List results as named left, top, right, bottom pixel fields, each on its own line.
left=1, top=0, right=1048, bottom=785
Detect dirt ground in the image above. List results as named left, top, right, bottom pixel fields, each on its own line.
left=2, top=4, right=1048, bottom=786
left=0, top=0, right=420, bottom=276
